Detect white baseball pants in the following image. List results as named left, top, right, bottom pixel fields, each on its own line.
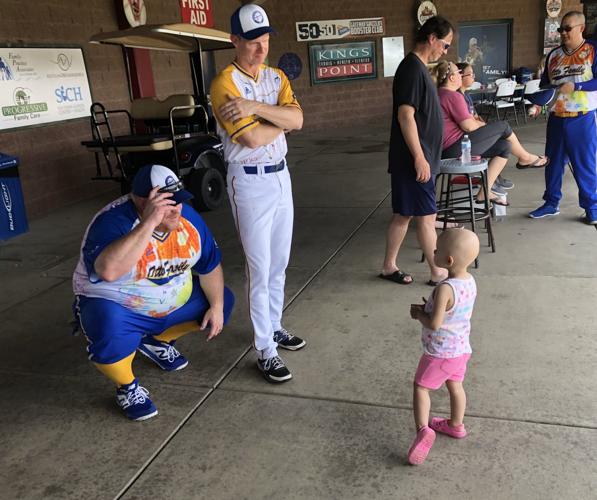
left=227, top=163, right=294, bottom=360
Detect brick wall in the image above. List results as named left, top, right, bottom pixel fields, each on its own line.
left=0, top=0, right=583, bottom=217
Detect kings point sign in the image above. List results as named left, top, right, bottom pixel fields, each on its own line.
left=309, top=41, right=377, bottom=85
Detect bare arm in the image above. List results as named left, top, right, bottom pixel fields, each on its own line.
left=398, top=104, right=430, bottom=183
left=220, top=96, right=303, bottom=131
left=459, top=117, right=484, bottom=133
left=237, top=122, right=285, bottom=149
left=197, top=264, right=225, bottom=340
left=94, top=188, right=176, bottom=282
left=219, top=95, right=303, bottom=149
left=410, top=285, right=454, bottom=331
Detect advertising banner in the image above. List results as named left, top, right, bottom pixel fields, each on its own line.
left=309, top=41, right=377, bottom=85
left=458, top=20, right=512, bottom=86
left=180, top=0, right=213, bottom=27
left=297, top=18, right=384, bottom=42
left=0, top=47, right=92, bottom=132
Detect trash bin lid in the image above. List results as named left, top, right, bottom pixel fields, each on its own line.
left=0, top=153, right=18, bottom=170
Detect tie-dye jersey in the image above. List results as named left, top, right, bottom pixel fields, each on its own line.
left=73, top=196, right=221, bottom=318
left=421, top=277, right=477, bottom=358
left=541, top=40, right=597, bottom=114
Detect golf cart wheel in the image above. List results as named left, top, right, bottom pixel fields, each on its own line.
left=188, top=167, right=225, bottom=212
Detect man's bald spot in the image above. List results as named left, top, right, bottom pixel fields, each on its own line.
left=562, top=11, right=585, bottom=25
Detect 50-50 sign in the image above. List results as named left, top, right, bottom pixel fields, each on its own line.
left=296, top=18, right=384, bottom=42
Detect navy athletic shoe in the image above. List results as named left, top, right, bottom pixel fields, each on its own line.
left=257, top=356, right=292, bottom=383
left=491, top=183, right=507, bottom=196
left=273, top=327, right=306, bottom=351
left=585, top=209, right=597, bottom=225
left=496, top=175, right=514, bottom=189
left=138, top=336, right=189, bottom=371
left=116, top=379, right=158, bottom=421
left=529, top=204, right=560, bottom=219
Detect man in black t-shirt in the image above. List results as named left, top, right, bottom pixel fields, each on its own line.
left=379, top=16, right=454, bottom=286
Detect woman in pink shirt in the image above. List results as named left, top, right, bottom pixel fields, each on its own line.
left=432, top=61, right=548, bottom=204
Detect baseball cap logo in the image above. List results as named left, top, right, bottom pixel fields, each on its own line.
left=164, top=175, right=176, bottom=187
left=252, top=11, right=264, bottom=24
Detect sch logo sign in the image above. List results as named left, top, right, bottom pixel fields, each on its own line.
left=55, top=86, right=83, bottom=103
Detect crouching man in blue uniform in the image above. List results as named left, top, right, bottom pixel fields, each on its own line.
left=73, top=165, right=235, bottom=421
left=529, top=11, right=597, bottom=224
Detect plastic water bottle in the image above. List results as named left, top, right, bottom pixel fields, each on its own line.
left=511, top=75, right=516, bottom=83
left=461, top=135, right=472, bottom=164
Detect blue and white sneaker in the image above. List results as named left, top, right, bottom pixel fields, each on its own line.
left=116, top=379, right=158, bottom=421
left=585, top=209, right=597, bottom=225
left=273, top=327, right=306, bottom=351
left=138, top=336, right=189, bottom=371
left=529, top=204, right=560, bottom=219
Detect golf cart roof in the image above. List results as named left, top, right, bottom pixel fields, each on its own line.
left=90, top=23, right=233, bottom=52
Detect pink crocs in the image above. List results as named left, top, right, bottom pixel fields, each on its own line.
left=407, top=426, right=436, bottom=465
left=429, top=417, right=467, bottom=439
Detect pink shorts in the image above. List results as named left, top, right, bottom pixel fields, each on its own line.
left=414, top=353, right=471, bottom=390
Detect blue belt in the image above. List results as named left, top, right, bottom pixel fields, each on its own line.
left=243, top=160, right=285, bottom=174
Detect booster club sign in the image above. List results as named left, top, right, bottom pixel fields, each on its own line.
left=309, top=41, right=377, bottom=85
left=180, top=0, right=213, bottom=27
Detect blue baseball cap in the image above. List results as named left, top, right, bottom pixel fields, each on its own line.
left=230, top=4, right=275, bottom=40
left=131, top=165, right=193, bottom=205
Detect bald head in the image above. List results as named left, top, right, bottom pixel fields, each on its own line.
left=562, top=11, right=585, bottom=25
left=437, top=228, right=480, bottom=269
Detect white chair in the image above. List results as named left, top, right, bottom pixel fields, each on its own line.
left=487, top=80, right=519, bottom=124
left=494, top=77, right=510, bottom=86
left=520, top=79, right=545, bottom=122
left=470, top=81, right=482, bottom=90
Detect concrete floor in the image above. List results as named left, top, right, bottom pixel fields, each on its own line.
left=1, top=121, right=596, bottom=500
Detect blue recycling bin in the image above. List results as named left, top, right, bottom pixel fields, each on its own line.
left=0, top=153, right=28, bottom=240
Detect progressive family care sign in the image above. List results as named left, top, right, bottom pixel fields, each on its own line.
left=0, top=47, right=92, bottom=131
left=309, top=41, right=377, bottom=85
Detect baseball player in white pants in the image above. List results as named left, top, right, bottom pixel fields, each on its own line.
left=210, top=4, right=306, bottom=382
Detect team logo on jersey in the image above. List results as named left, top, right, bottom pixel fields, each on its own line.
left=244, top=85, right=253, bottom=98
left=252, top=11, right=264, bottom=24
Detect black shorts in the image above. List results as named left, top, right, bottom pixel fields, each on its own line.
left=391, top=172, right=437, bottom=216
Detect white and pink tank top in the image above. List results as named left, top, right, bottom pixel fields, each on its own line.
left=422, top=277, right=477, bottom=358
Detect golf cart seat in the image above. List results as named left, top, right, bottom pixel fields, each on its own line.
left=81, top=94, right=207, bottom=153
left=81, top=134, right=173, bottom=152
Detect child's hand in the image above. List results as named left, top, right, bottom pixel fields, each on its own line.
left=410, top=304, right=424, bottom=319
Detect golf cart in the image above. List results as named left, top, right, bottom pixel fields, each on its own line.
left=81, top=24, right=233, bottom=211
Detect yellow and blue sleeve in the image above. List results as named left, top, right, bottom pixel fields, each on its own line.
left=210, top=67, right=259, bottom=143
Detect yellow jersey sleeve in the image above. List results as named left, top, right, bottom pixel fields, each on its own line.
left=210, top=67, right=259, bottom=143
left=275, top=68, right=302, bottom=110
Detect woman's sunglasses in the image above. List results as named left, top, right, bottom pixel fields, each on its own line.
left=557, top=24, right=582, bottom=33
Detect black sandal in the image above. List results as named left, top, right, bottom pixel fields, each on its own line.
left=378, top=270, right=413, bottom=285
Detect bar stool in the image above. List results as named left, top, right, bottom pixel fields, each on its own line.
left=436, top=158, right=495, bottom=267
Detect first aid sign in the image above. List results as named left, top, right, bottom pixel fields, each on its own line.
left=180, top=0, right=213, bottom=27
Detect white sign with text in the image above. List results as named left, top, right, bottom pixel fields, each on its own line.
left=0, top=47, right=92, bottom=131
left=296, top=18, right=384, bottom=42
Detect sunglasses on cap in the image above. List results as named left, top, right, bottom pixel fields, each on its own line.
left=557, top=24, right=583, bottom=33
left=158, top=180, right=185, bottom=194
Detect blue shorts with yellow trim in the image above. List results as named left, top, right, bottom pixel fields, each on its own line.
left=74, top=277, right=235, bottom=364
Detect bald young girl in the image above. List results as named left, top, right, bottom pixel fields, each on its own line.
left=407, top=228, right=480, bottom=465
